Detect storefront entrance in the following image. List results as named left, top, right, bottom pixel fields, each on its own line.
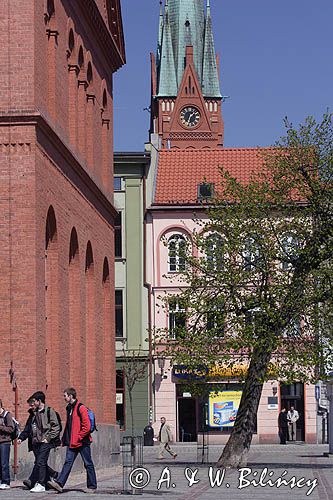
left=280, top=383, right=305, bottom=441
left=177, top=397, right=197, bottom=442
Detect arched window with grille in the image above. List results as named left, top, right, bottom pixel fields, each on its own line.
left=206, top=233, right=224, bottom=270
left=168, top=234, right=187, bottom=272
left=280, top=234, right=300, bottom=271
left=243, top=235, right=263, bottom=272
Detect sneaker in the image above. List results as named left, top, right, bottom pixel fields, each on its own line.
left=0, top=484, right=10, bottom=489
left=30, top=483, right=45, bottom=493
left=23, top=480, right=32, bottom=489
left=173, top=454, right=177, bottom=459
left=47, top=478, right=63, bottom=493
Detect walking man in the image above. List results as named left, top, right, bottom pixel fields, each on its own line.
left=18, top=397, right=58, bottom=490
left=48, top=387, right=97, bottom=493
left=0, top=400, right=15, bottom=490
left=17, top=391, right=61, bottom=493
left=157, top=417, right=177, bottom=460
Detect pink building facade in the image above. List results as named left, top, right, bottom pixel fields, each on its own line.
left=146, top=1, right=318, bottom=444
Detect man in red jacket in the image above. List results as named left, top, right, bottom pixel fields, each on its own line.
left=47, top=387, right=97, bottom=493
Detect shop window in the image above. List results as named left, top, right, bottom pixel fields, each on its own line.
left=115, top=290, right=123, bottom=338
left=168, top=234, right=186, bottom=272
left=169, top=298, right=186, bottom=339
left=116, top=369, right=125, bottom=430
left=115, top=212, right=122, bottom=258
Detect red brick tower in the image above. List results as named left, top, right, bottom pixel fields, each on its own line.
left=0, top=0, right=125, bottom=426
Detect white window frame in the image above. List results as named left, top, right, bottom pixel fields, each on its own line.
left=168, top=234, right=187, bottom=273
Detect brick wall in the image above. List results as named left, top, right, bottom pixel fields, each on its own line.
left=0, top=0, right=124, bottom=425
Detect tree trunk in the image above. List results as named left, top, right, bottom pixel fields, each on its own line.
left=217, top=346, right=273, bottom=468
left=129, top=390, right=134, bottom=436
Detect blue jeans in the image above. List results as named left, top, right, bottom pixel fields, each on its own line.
left=0, top=443, right=11, bottom=485
left=57, top=445, right=97, bottom=489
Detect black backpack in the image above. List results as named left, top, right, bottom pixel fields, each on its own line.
left=47, top=407, right=62, bottom=447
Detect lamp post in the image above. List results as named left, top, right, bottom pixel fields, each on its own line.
left=324, top=372, right=333, bottom=456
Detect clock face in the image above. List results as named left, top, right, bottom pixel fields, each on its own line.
left=180, top=106, right=201, bottom=128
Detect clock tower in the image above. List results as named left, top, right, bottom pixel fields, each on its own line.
left=150, top=0, right=224, bottom=150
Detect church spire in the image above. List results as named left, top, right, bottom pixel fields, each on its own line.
left=156, top=0, right=164, bottom=68
left=156, top=0, right=221, bottom=97
left=202, top=0, right=221, bottom=97
left=157, top=0, right=178, bottom=96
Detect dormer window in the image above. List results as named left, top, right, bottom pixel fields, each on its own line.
left=198, top=183, right=214, bottom=201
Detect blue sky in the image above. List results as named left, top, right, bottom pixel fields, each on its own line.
left=114, top=0, right=333, bottom=151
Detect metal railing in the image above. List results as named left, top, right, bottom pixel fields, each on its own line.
left=122, top=436, right=143, bottom=495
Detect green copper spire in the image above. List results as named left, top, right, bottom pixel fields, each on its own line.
left=168, top=0, right=205, bottom=87
left=157, top=0, right=178, bottom=96
left=156, top=0, right=221, bottom=98
left=156, top=0, right=164, bottom=68
left=202, top=0, right=221, bottom=97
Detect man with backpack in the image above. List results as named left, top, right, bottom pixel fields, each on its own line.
left=47, top=387, right=97, bottom=493
left=18, top=397, right=59, bottom=490
left=17, top=391, right=61, bottom=493
left=0, top=400, right=15, bottom=490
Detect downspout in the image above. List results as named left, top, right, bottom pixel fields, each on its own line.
left=143, top=171, right=153, bottom=423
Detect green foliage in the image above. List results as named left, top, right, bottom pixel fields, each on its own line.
left=156, top=113, right=333, bottom=384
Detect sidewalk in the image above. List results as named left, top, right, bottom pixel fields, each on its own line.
left=7, top=443, right=333, bottom=499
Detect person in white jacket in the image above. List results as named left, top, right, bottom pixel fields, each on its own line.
left=157, top=417, right=177, bottom=460
left=287, top=406, right=299, bottom=441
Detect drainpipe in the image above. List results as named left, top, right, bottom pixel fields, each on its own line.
left=143, top=172, right=153, bottom=423
left=9, top=362, right=18, bottom=478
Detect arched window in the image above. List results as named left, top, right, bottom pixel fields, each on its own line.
left=280, top=234, right=300, bottom=271
left=69, top=227, right=79, bottom=263
left=45, top=206, right=58, bottom=398
left=243, top=235, right=263, bottom=272
left=84, top=241, right=95, bottom=404
left=87, top=62, right=93, bottom=86
left=206, top=233, right=224, bottom=270
left=168, top=234, right=187, bottom=272
left=68, top=227, right=80, bottom=390
left=78, top=46, right=84, bottom=69
left=68, top=29, right=75, bottom=55
left=102, top=89, right=108, bottom=110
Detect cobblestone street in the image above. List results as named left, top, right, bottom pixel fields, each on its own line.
left=6, top=444, right=333, bottom=499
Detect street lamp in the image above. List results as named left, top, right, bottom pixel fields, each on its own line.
left=324, top=372, right=333, bottom=456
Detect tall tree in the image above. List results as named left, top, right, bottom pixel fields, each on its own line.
left=157, top=114, right=333, bottom=467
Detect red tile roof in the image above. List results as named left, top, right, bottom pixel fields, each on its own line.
left=154, top=148, right=265, bottom=205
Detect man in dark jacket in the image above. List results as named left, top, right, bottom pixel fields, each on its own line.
left=0, top=400, right=15, bottom=490
left=48, top=387, right=97, bottom=493
left=278, top=407, right=289, bottom=445
left=18, top=398, right=58, bottom=490
left=18, top=392, right=60, bottom=493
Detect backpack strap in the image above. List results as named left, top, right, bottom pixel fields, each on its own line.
left=3, top=411, right=8, bottom=425
left=77, top=402, right=83, bottom=421
left=47, top=406, right=51, bottom=423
